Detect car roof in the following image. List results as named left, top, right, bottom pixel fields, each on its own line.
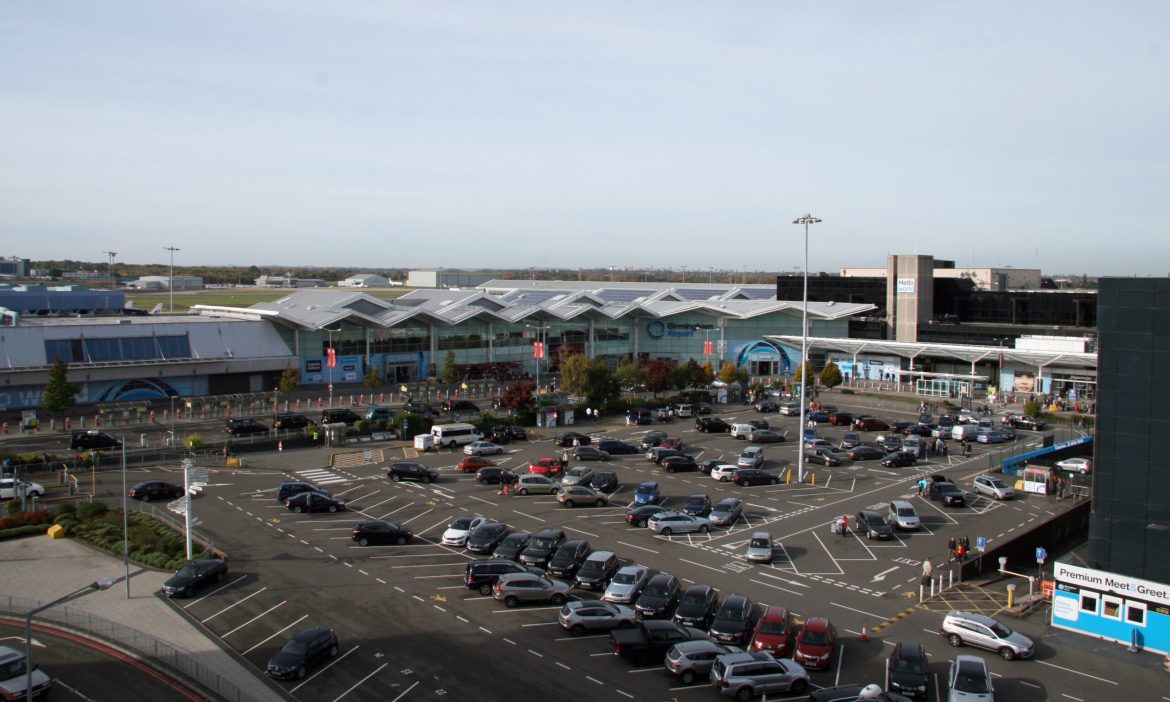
left=714, top=497, right=740, bottom=507
left=893, top=640, right=926, bottom=659
left=616, top=564, right=647, bottom=574
left=858, top=510, right=883, bottom=519
left=761, top=605, right=789, bottom=620
left=586, top=550, right=616, bottom=560
left=802, top=616, right=831, bottom=630
left=647, top=572, right=676, bottom=584
left=637, top=481, right=658, bottom=489
left=890, top=499, right=914, bottom=508
left=293, top=626, right=332, bottom=641
left=750, top=531, right=770, bottom=538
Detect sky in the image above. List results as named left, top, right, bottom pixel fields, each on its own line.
left=2, top=2, right=1168, bottom=275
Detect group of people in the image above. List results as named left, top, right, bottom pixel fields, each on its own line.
left=948, top=536, right=971, bottom=562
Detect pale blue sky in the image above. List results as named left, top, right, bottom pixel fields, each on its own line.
left=2, top=2, right=1167, bottom=274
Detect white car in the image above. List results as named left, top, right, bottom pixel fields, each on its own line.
left=603, top=565, right=650, bottom=603
left=973, top=474, right=1015, bottom=500
left=1055, top=457, right=1092, bottom=474
left=463, top=441, right=504, bottom=456
left=441, top=516, right=487, bottom=546
left=710, top=464, right=739, bottom=482
left=0, top=479, right=44, bottom=500
left=947, top=655, right=993, bottom=702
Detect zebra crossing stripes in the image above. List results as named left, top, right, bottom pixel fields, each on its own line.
left=297, top=468, right=351, bottom=485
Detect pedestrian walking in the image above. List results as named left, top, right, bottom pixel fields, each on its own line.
left=625, top=413, right=630, bottom=426
left=841, top=514, right=849, bottom=536
left=941, top=439, right=948, bottom=457
left=498, top=481, right=510, bottom=497
left=917, top=477, right=928, bottom=497
left=922, top=557, right=933, bottom=585
left=1056, top=478, right=1066, bottom=500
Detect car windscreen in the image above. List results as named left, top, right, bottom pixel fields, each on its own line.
left=749, top=537, right=770, bottom=548
left=897, top=507, right=917, bottom=517
left=613, top=570, right=641, bottom=584
left=531, top=536, right=557, bottom=549
left=892, top=656, right=926, bottom=674
left=800, top=630, right=828, bottom=645
left=643, top=582, right=671, bottom=597
left=758, top=620, right=787, bottom=635
left=451, top=518, right=474, bottom=529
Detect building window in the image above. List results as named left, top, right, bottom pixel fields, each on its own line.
left=1079, top=592, right=1098, bottom=614
left=1101, top=595, right=1123, bottom=621
left=1126, top=601, right=1147, bottom=626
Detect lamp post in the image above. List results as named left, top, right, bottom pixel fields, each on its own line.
left=525, top=323, right=551, bottom=404
left=26, top=577, right=117, bottom=701
left=323, top=326, right=341, bottom=409
left=121, top=439, right=129, bottom=599
left=164, top=246, right=180, bottom=314
left=792, top=214, right=821, bottom=483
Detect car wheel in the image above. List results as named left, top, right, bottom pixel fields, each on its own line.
left=216, top=570, right=225, bottom=582
left=770, top=477, right=779, bottom=485
left=570, top=624, right=585, bottom=637
left=479, top=583, right=493, bottom=596
left=425, top=476, right=434, bottom=483
left=720, top=476, right=728, bottom=482
left=359, top=537, right=370, bottom=546
left=667, top=466, right=675, bottom=473
left=999, top=646, right=1016, bottom=661
left=504, top=595, right=519, bottom=608
left=736, top=687, right=754, bottom=702
left=518, top=488, right=529, bottom=496
left=789, top=679, right=807, bottom=694
left=293, top=505, right=304, bottom=513
left=681, top=670, right=696, bottom=685
left=391, top=474, right=401, bottom=482
left=564, top=501, right=574, bottom=508
left=296, top=665, right=307, bottom=680
left=478, top=478, right=487, bottom=485
left=661, top=527, right=672, bottom=536
left=699, top=525, right=709, bottom=533
left=947, top=633, right=963, bottom=647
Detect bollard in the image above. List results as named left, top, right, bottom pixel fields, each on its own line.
left=140, top=433, right=147, bottom=447
left=1, top=422, right=5, bottom=434
left=786, top=469, right=792, bottom=484
left=948, top=570, right=954, bottom=588
left=919, top=584, right=925, bottom=603
left=811, top=472, right=816, bottom=486
left=50, top=418, right=56, bottom=432
left=379, top=393, right=385, bottom=404
left=1007, top=583, right=1016, bottom=608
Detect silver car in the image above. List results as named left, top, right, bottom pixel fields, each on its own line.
left=947, top=655, right=993, bottom=702
left=745, top=532, right=773, bottom=562
left=492, top=572, right=571, bottom=608
left=973, top=475, right=1015, bottom=500
left=514, top=474, right=561, bottom=495
left=604, top=565, right=651, bottom=603
left=941, top=611, right=1034, bottom=660
left=709, top=498, right=744, bottom=526
left=561, top=466, right=595, bottom=486
left=665, top=640, right=742, bottom=685
left=558, top=600, right=636, bottom=636
left=710, top=651, right=810, bottom=698
left=649, top=511, right=712, bottom=535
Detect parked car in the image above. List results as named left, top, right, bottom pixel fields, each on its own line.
left=591, top=470, right=618, bottom=492
left=519, top=528, right=567, bottom=567
left=929, top=481, right=968, bottom=507
left=694, top=402, right=713, bottom=415
left=709, top=651, right=810, bottom=698
left=947, top=655, right=994, bottom=702
left=493, top=572, right=571, bottom=608
left=886, top=641, right=929, bottom=700
left=458, top=455, right=498, bottom=473
left=888, top=500, right=921, bottom=530
left=546, top=539, right=592, bottom=579
left=708, top=595, right=756, bottom=644
left=640, top=431, right=669, bottom=449
left=627, top=408, right=653, bottom=426
left=881, top=451, right=917, bottom=468
left=0, top=644, right=52, bottom=699
left=646, top=446, right=690, bottom=464
left=661, top=455, right=700, bottom=474
left=734, top=469, right=779, bottom=487
left=751, top=605, right=795, bottom=657
left=635, top=573, right=681, bottom=619
left=711, top=464, right=740, bottom=481
left=558, top=485, right=609, bottom=508
left=574, top=550, right=620, bottom=590
left=553, top=431, right=591, bottom=447
left=633, top=481, right=661, bottom=505
left=225, top=418, right=268, bottom=436
left=1055, top=457, right=1092, bottom=474
left=876, top=434, right=904, bottom=453
left=854, top=510, right=894, bottom=540
left=596, top=439, right=639, bottom=455
left=1008, top=414, right=1045, bottom=431
left=683, top=493, right=712, bottom=517
left=828, top=412, right=855, bottom=426
left=441, top=516, right=487, bottom=546
left=674, top=583, right=720, bottom=629
left=475, top=467, right=517, bottom=485
left=273, top=413, right=310, bottom=430
left=749, top=429, right=785, bottom=443
left=528, top=456, right=566, bottom=477
left=793, top=616, right=837, bottom=670
left=464, top=558, right=541, bottom=595
left=492, top=531, right=532, bottom=561
left=559, top=600, right=637, bottom=637
left=649, top=511, right=712, bottom=535
left=854, top=416, right=891, bottom=431
left=625, top=504, right=668, bottom=527
left=466, top=521, right=511, bottom=553
left=804, top=447, right=843, bottom=466
left=464, top=440, right=505, bottom=456
left=661, top=436, right=685, bottom=450
left=697, top=417, right=732, bottom=433
left=129, top=480, right=183, bottom=501
left=265, top=626, right=339, bottom=680
left=514, top=474, right=560, bottom=495
left=277, top=481, right=330, bottom=501
left=941, top=610, right=1034, bottom=660
left=973, top=474, right=1015, bottom=500
left=610, top=620, right=708, bottom=665
left=807, top=410, right=831, bottom=423
left=352, top=519, right=413, bottom=546
left=847, top=445, right=885, bottom=461
left=709, top=498, right=744, bottom=526
left=737, top=446, right=765, bottom=468
left=976, top=429, right=1005, bottom=444
left=745, top=532, right=774, bottom=562
left=665, top=640, right=742, bottom=685
left=388, top=461, right=439, bottom=483
left=162, top=558, right=228, bottom=597
left=487, top=425, right=513, bottom=444
left=320, top=408, right=361, bottom=425
left=756, top=400, right=780, bottom=413
left=69, top=429, right=122, bottom=450
left=604, top=565, right=651, bottom=603
left=561, top=466, right=595, bottom=486
left=778, top=402, right=801, bottom=416
left=572, top=446, right=611, bottom=461
left=286, top=492, right=347, bottom=513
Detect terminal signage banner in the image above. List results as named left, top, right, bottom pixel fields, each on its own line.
left=1055, top=562, right=1170, bottom=608
left=896, top=278, right=916, bottom=294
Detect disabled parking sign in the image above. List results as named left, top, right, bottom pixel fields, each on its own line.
left=976, top=536, right=987, bottom=552
left=1036, top=547, right=1047, bottom=564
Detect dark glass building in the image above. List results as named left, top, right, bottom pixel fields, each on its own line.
left=1088, top=278, right=1170, bottom=582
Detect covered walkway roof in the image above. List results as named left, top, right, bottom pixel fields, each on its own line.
left=764, top=336, right=1097, bottom=372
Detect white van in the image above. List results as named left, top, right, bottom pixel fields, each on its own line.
left=431, top=423, right=483, bottom=448
left=673, top=404, right=694, bottom=418
left=951, top=424, right=979, bottom=441
left=730, top=424, right=755, bottom=440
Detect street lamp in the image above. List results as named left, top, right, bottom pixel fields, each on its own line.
left=792, top=213, right=821, bottom=483
left=26, top=577, right=117, bottom=701
left=164, top=246, right=180, bottom=314
left=323, top=326, right=341, bottom=409
left=525, top=323, right=551, bottom=403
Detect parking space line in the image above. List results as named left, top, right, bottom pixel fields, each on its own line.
left=680, top=558, right=724, bottom=574
left=830, top=601, right=889, bottom=621
left=333, top=663, right=392, bottom=702
left=750, top=578, right=804, bottom=597
left=809, top=530, right=845, bottom=575
left=617, top=540, right=658, bottom=554
left=1035, top=660, right=1118, bottom=685
left=200, top=586, right=268, bottom=622
left=182, top=574, right=250, bottom=609
left=288, top=645, right=360, bottom=692
left=222, top=600, right=287, bottom=638
left=565, top=526, right=599, bottom=538
left=243, top=613, right=309, bottom=655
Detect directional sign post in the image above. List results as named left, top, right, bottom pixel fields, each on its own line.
left=1036, top=546, right=1048, bottom=579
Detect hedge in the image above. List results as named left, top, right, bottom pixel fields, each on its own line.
left=0, top=524, right=50, bottom=540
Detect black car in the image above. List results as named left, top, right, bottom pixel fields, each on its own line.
left=661, top=456, right=699, bottom=473
left=648, top=448, right=691, bottom=464
left=880, top=451, right=917, bottom=468
left=635, top=573, right=681, bottom=619
left=225, top=418, right=269, bottom=436
left=553, top=431, right=592, bottom=447
left=693, top=402, right=713, bottom=415
left=403, top=402, right=438, bottom=418
left=466, top=522, right=511, bottom=553
left=277, top=481, right=330, bottom=501
left=734, top=469, right=779, bottom=486
left=748, top=419, right=770, bottom=430
left=697, top=459, right=724, bottom=475
left=625, top=504, right=667, bottom=527
left=129, top=480, right=184, bottom=501
left=273, top=413, right=310, bottom=430
left=388, top=461, right=439, bottom=483
left=441, top=400, right=479, bottom=413
left=591, top=471, right=619, bottom=492
left=487, top=425, right=513, bottom=444
left=519, top=528, right=567, bottom=568
left=465, top=558, right=540, bottom=595
left=321, top=408, right=361, bottom=425
left=507, top=425, right=528, bottom=440
left=847, top=445, right=885, bottom=461
left=673, top=584, right=719, bottom=628
left=640, top=431, right=669, bottom=449
left=854, top=510, right=894, bottom=540
left=709, top=594, right=755, bottom=644
left=682, top=493, right=712, bottom=517
left=596, top=439, right=639, bottom=455
left=475, top=467, right=517, bottom=485
left=886, top=641, right=929, bottom=699
left=70, top=429, right=123, bottom=450
left=162, top=558, right=228, bottom=597
left=286, top=491, right=347, bottom=513
left=352, top=519, right=413, bottom=546
left=492, top=531, right=532, bottom=561
left=929, top=480, right=967, bottom=506
left=573, top=446, right=611, bottom=461
left=877, top=435, right=904, bottom=452
left=546, top=539, right=592, bottom=579
left=696, top=417, right=731, bottom=433
left=755, top=400, right=779, bottom=413
left=266, top=626, right=339, bottom=679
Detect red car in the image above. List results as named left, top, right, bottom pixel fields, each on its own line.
left=528, top=457, right=565, bottom=478
left=751, top=606, right=795, bottom=657
left=458, top=456, right=497, bottom=473
left=854, top=416, right=891, bottom=431
left=793, top=617, right=837, bottom=670
left=661, top=436, right=685, bottom=450
left=827, top=412, right=854, bottom=426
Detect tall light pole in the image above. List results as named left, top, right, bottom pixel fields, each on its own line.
left=164, top=246, right=180, bottom=314
left=792, top=214, right=821, bottom=483
left=102, top=251, right=117, bottom=288
left=26, top=577, right=117, bottom=701
left=323, top=326, right=341, bottom=409
left=121, top=439, right=129, bottom=598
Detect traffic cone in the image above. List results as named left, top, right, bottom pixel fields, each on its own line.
left=860, top=624, right=869, bottom=642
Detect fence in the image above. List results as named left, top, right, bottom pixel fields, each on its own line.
left=0, top=594, right=250, bottom=702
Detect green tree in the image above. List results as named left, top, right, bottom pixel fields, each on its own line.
left=718, top=362, right=739, bottom=384
left=700, top=361, right=716, bottom=385
left=819, top=361, right=843, bottom=388
left=441, top=350, right=459, bottom=384
left=278, top=365, right=301, bottom=396
left=42, top=359, right=78, bottom=416
left=615, top=358, right=647, bottom=390
left=561, top=354, right=621, bottom=407
left=560, top=354, right=591, bottom=398
left=670, top=364, right=692, bottom=391
left=792, top=362, right=807, bottom=384
left=364, top=367, right=383, bottom=391
left=684, top=359, right=705, bottom=387
left=1023, top=397, right=1046, bottom=418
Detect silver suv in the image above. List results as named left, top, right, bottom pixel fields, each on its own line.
left=941, top=611, right=1034, bottom=660
left=665, top=640, right=741, bottom=685
left=710, top=651, right=810, bottom=698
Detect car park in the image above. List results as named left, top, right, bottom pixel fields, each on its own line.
left=745, top=532, right=773, bottom=562
left=649, top=511, right=712, bottom=535
left=514, top=474, right=560, bottom=495
left=708, top=595, right=756, bottom=644
left=129, top=480, right=184, bottom=501
left=528, top=456, right=566, bottom=477
left=458, top=455, right=497, bottom=472
left=709, top=498, right=743, bottom=526
left=973, top=474, right=1015, bottom=500
left=709, top=651, right=810, bottom=699
left=225, top=418, right=268, bottom=435
left=941, top=610, right=1034, bottom=659
left=804, top=447, right=842, bottom=466
left=880, top=451, right=917, bottom=468
left=929, top=480, right=968, bottom=507
left=888, top=500, right=921, bottom=530
left=886, top=641, right=929, bottom=700
left=441, top=516, right=487, bottom=546
left=273, top=412, right=309, bottom=430
left=558, top=485, right=609, bottom=507
left=596, top=439, right=639, bottom=455
left=665, top=640, right=742, bottom=685
left=351, top=519, right=413, bottom=546
left=673, top=584, right=720, bottom=628
left=464, top=440, right=505, bottom=456
left=493, top=572, right=571, bottom=608
left=276, top=481, right=330, bottom=501
left=683, top=493, right=712, bottom=517
left=574, top=550, right=620, bottom=590
left=633, top=481, right=661, bottom=505
left=750, top=605, right=794, bottom=657
left=572, top=446, right=611, bottom=461
left=162, top=558, right=228, bottom=597
left=604, top=565, right=651, bottom=603
left=793, top=616, right=837, bottom=670
left=561, top=466, right=595, bottom=486
left=635, top=573, right=681, bottom=619
left=388, top=461, right=439, bottom=483
left=546, top=539, right=592, bottom=579
left=946, top=655, right=994, bottom=702
left=286, top=491, right=347, bottom=513
left=466, top=521, right=511, bottom=553
left=265, top=625, right=339, bottom=680
left=553, top=431, right=591, bottom=447
left=711, top=463, right=740, bottom=481
left=1055, top=456, right=1092, bottom=474
left=492, top=531, right=532, bottom=561
left=475, top=467, right=517, bottom=485
left=519, top=528, right=567, bottom=567
left=558, top=600, right=637, bottom=636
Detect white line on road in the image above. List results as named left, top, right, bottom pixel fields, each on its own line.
left=222, top=600, right=287, bottom=638
left=1035, top=660, right=1118, bottom=685
left=830, top=601, right=889, bottom=621
left=617, top=540, right=659, bottom=554
left=680, top=558, right=724, bottom=573
left=243, top=614, right=309, bottom=654
left=200, top=586, right=268, bottom=622
left=565, top=526, right=600, bottom=538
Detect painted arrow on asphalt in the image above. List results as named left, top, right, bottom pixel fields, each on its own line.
left=871, top=566, right=900, bottom=583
